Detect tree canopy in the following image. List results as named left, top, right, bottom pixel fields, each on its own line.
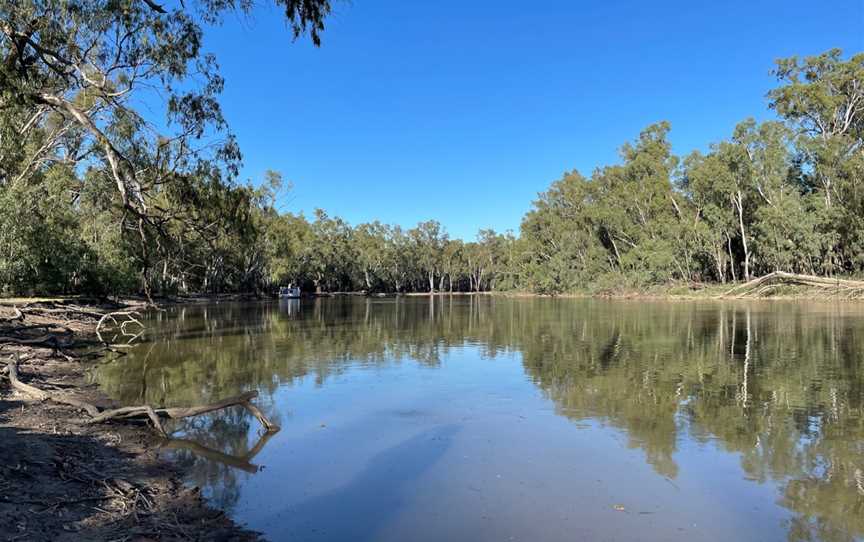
left=0, top=40, right=862, bottom=296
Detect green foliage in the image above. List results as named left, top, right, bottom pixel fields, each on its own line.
left=0, top=40, right=861, bottom=296
left=515, top=49, right=864, bottom=293
left=0, top=0, right=331, bottom=298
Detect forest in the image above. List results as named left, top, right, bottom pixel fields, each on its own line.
left=0, top=2, right=862, bottom=297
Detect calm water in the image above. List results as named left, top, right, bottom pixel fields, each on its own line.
left=94, top=297, right=864, bottom=542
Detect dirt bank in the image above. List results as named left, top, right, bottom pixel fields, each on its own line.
left=0, top=301, right=259, bottom=542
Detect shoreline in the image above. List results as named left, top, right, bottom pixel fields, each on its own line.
left=0, top=300, right=260, bottom=541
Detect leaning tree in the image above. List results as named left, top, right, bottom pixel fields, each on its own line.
left=0, top=0, right=331, bottom=297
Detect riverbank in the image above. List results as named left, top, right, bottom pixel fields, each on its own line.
left=0, top=300, right=259, bottom=541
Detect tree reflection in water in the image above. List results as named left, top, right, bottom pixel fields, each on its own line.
left=94, top=297, right=864, bottom=540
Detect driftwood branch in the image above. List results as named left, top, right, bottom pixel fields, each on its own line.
left=3, top=356, right=278, bottom=437
left=5, top=355, right=102, bottom=417
left=87, top=391, right=280, bottom=437
left=96, top=311, right=145, bottom=344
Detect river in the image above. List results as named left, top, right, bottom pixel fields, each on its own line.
left=93, top=296, right=864, bottom=541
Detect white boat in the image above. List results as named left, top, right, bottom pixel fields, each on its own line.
left=279, top=285, right=301, bottom=299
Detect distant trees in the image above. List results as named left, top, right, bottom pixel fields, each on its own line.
left=259, top=214, right=513, bottom=294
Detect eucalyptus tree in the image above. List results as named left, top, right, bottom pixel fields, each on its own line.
left=519, top=171, right=610, bottom=292
left=307, top=209, right=355, bottom=291
left=684, top=123, right=762, bottom=282
left=409, top=220, right=447, bottom=292
left=769, top=49, right=864, bottom=209
left=382, top=225, right=412, bottom=293
left=0, top=0, right=331, bottom=297
left=439, top=239, right=464, bottom=292
left=354, top=221, right=388, bottom=291
left=680, top=151, right=738, bottom=282
left=588, top=122, right=685, bottom=283
left=769, top=49, right=864, bottom=272
left=265, top=213, right=313, bottom=287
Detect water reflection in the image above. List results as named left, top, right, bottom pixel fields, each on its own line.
left=93, top=297, right=864, bottom=541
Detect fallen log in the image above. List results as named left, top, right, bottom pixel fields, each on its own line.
left=3, top=356, right=278, bottom=438
left=87, top=391, right=280, bottom=436
left=724, top=271, right=864, bottom=298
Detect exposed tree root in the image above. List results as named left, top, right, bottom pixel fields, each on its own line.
left=4, top=355, right=279, bottom=438
left=723, top=271, right=864, bottom=299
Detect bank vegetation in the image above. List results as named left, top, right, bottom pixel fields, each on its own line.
left=0, top=3, right=861, bottom=299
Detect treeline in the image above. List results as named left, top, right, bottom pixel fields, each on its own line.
left=0, top=0, right=861, bottom=299
left=265, top=207, right=518, bottom=294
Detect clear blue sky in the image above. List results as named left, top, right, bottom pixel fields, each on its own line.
left=205, top=0, right=863, bottom=239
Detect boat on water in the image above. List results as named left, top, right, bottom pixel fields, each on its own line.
left=279, top=285, right=301, bottom=298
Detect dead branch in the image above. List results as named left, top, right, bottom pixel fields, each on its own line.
left=4, top=355, right=278, bottom=437
left=5, top=355, right=101, bottom=416
left=88, top=391, right=280, bottom=435
left=96, top=311, right=145, bottom=344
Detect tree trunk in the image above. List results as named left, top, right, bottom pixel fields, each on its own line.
left=714, top=242, right=726, bottom=284
left=734, top=191, right=751, bottom=281
left=726, top=232, right=737, bottom=282
left=609, top=236, right=622, bottom=269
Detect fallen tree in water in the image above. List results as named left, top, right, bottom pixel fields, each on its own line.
left=724, top=271, right=864, bottom=299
